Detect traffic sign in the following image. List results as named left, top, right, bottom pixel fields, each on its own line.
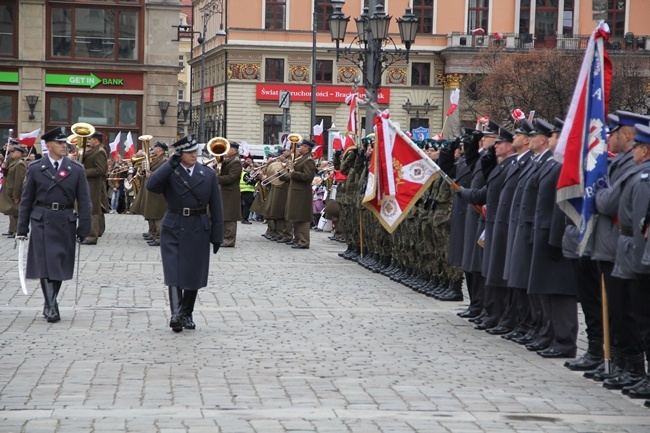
left=279, top=90, right=291, bottom=109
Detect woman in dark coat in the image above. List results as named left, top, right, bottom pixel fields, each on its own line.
left=146, top=136, right=224, bottom=332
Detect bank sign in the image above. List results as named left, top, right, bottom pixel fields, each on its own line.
left=45, top=71, right=143, bottom=90
left=256, top=84, right=390, bottom=104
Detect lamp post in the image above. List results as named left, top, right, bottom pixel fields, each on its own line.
left=328, top=1, right=419, bottom=134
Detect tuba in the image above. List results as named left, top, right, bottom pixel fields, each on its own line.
left=286, top=133, right=302, bottom=165
left=70, top=122, right=95, bottom=163
left=206, top=137, right=230, bottom=172
left=138, top=134, right=153, bottom=171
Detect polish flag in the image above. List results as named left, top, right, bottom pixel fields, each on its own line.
left=109, top=132, right=121, bottom=160
left=512, top=109, right=525, bottom=121
left=123, top=132, right=135, bottom=159
left=331, top=131, right=343, bottom=151
left=446, top=89, right=460, bottom=116
left=18, top=128, right=41, bottom=147
left=343, top=133, right=356, bottom=153
left=312, top=119, right=324, bottom=160
left=345, top=93, right=358, bottom=135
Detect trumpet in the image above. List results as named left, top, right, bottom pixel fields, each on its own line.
left=69, top=122, right=95, bottom=163
left=261, top=155, right=303, bottom=186
left=138, top=134, right=153, bottom=172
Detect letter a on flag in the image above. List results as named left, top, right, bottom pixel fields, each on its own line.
left=362, top=110, right=440, bottom=233
left=555, top=21, right=612, bottom=254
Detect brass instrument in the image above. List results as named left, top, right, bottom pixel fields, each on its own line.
left=261, top=155, right=304, bottom=186
left=206, top=136, right=230, bottom=172
left=286, top=133, right=302, bottom=165
left=69, top=122, right=95, bottom=163
left=138, top=134, right=153, bottom=172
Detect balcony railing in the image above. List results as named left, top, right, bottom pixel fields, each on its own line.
left=446, top=32, right=650, bottom=52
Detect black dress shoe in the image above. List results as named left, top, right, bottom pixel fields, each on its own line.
left=502, top=331, right=524, bottom=341
left=220, top=243, right=235, bottom=248
left=626, top=378, right=650, bottom=398
left=564, top=352, right=603, bottom=371
left=644, top=400, right=650, bottom=408
left=7, top=234, right=15, bottom=239
left=80, top=240, right=97, bottom=245
left=457, top=310, right=481, bottom=319
left=241, top=220, right=252, bottom=224
left=603, top=372, right=645, bottom=390
left=474, top=322, right=488, bottom=330
left=525, top=342, right=548, bottom=352
left=2, top=232, right=13, bottom=236
left=142, top=232, right=150, bottom=237
left=148, top=241, right=160, bottom=246
left=538, top=348, right=574, bottom=358
left=143, top=235, right=153, bottom=241
left=291, top=244, right=309, bottom=249
left=486, top=326, right=512, bottom=335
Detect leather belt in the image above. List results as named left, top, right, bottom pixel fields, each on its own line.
left=620, top=227, right=633, bottom=237
left=34, top=201, right=73, bottom=210
left=168, top=207, right=207, bottom=216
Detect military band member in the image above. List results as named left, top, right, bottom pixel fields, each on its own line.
left=146, top=136, right=224, bottom=332
left=81, top=131, right=108, bottom=245
left=265, top=149, right=293, bottom=242
left=0, top=143, right=28, bottom=237
left=285, top=139, right=317, bottom=249
left=17, top=127, right=93, bottom=323
left=218, top=142, right=242, bottom=247
left=143, top=142, right=169, bottom=246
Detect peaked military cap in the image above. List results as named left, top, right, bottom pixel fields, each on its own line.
left=616, top=111, right=650, bottom=129
left=514, top=120, right=534, bottom=135
left=300, top=138, right=315, bottom=148
left=483, top=120, right=500, bottom=135
left=553, top=118, right=565, bottom=133
left=495, top=128, right=514, bottom=143
left=41, top=127, right=67, bottom=143
left=530, top=118, right=555, bottom=137
left=154, top=141, right=168, bottom=151
left=634, top=123, right=650, bottom=146
left=607, top=114, right=620, bottom=133
left=171, top=135, right=198, bottom=153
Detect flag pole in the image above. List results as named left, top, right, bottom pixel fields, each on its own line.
left=359, top=210, right=364, bottom=259
left=440, top=115, right=449, bottom=137
left=601, top=273, right=611, bottom=374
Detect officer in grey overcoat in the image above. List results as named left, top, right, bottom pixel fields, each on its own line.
left=146, top=136, right=224, bottom=333
left=17, top=127, right=93, bottom=323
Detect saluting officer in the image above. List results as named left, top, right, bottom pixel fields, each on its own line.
left=17, top=127, right=93, bottom=323
left=146, top=136, right=224, bottom=333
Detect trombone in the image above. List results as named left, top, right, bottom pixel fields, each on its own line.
left=69, top=122, right=95, bottom=163
left=261, top=155, right=303, bottom=186
left=286, top=132, right=302, bottom=165
left=138, top=134, right=153, bottom=172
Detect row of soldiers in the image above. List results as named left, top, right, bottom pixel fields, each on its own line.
left=329, top=112, right=650, bottom=408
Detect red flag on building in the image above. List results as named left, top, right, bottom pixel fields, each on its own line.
left=312, top=119, right=324, bottom=159
left=109, top=132, right=121, bottom=160
left=123, top=132, right=135, bottom=159
left=362, top=110, right=440, bottom=233
left=18, top=128, right=40, bottom=147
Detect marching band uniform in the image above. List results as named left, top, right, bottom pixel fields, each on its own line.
left=142, top=142, right=169, bottom=246
left=218, top=142, right=242, bottom=247
left=17, top=127, right=93, bottom=323
left=285, top=139, right=317, bottom=249
left=0, top=144, right=27, bottom=237
left=146, top=136, right=224, bottom=332
left=82, top=131, right=108, bottom=245
left=266, top=151, right=292, bottom=242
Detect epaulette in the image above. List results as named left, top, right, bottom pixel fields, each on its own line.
left=70, top=159, right=84, bottom=167
left=28, top=159, right=41, bottom=166
left=641, top=169, right=649, bottom=181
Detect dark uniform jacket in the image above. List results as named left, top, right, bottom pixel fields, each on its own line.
left=218, top=155, right=242, bottom=222
left=142, top=154, right=168, bottom=220
left=18, top=157, right=93, bottom=280
left=83, top=145, right=109, bottom=215
left=285, top=154, right=316, bottom=222
left=265, top=160, right=289, bottom=219
left=0, top=157, right=27, bottom=217
left=446, top=151, right=479, bottom=267
left=461, top=152, right=487, bottom=273
left=146, top=161, right=224, bottom=290
left=528, top=157, right=577, bottom=295
left=487, top=151, right=533, bottom=286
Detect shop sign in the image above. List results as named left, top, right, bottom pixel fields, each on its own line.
left=256, top=83, right=390, bottom=104
left=45, top=71, right=144, bottom=90
left=0, top=71, right=19, bottom=84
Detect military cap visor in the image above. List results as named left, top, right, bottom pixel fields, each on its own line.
left=154, top=141, right=168, bottom=151
left=11, top=146, right=26, bottom=154
left=171, top=135, right=199, bottom=153
left=633, top=123, right=650, bottom=146
left=615, top=110, right=650, bottom=129
left=300, top=139, right=316, bottom=148
left=530, top=118, right=554, bottom=137
left=41, top=126, right=68, bottom=143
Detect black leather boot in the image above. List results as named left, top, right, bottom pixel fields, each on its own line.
left=44, top=279, right=60, bottom=323
left=438, top=280, right=464, bottom=301
left=168, top=286, right=183, bottom=333
left=591, top=347, right=624, bottom=381
left=564, top=341, right=604, bottom=371
left=338, top=245, right=352, bottom=258
left=181, top=290, right=198, bottom=330
left=40, top=279, right=51, bottom=319
left=604, top=352, right=646, bottom=389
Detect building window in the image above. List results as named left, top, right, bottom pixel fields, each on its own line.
left=314, top=0, right=334, bottom=32
left=0, top=91, right=17, bottom=140
left=534, top=0, right=558, bottom=47
left=519, top=0, right=531, bottom=35
left=467, top=0, right=488, bottom=32
left=265, top=58, right=285, bottom=82
left=0, top=1, right=17, bottom=58
left=411, top=63, right=430, bottom=87
left=265, top=0, right=286, bottom=30
left=562, top=0, right=574, bottom=36
left=315, top=60, right=333, bottom=84
left=49, top=3, right=141, bottom=61
left=47, top=94, right=140, bottom=136
left=178, top=54, right=185, bottom=72
left=607, top=0, right=626, bottom=37
left=413, top=0, right=433, bottom=35
left=178, top=89, right=184, bottom=101
left=263, top=114, right=283, bottom=145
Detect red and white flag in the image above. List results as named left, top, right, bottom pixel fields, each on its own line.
left=343, top=133, right=356, bottom=153
left=512, top=108, right=525, bottom=121
left=312, top=119, right=324, bottom=160
left=345, top=93, right=358, bottom=135
left=123, top=132, right=135, bottom=159
left=362, top=110, right=440, bottom=233
left=446, top=88, right=460, bottom=116
left=18, top=128, right=40, bottom=147
left=109, top=132, right=121, bottom=160
left=331, top=131, right=343, bottom=151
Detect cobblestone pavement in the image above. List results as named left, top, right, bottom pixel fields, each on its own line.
left=1, top=214, right=649, bottom=433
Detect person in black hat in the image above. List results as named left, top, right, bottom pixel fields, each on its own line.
left=81, top=130, right=108, bottom=245
left=16, top=127, right=93, bottom=323
left=285, top=138, right=317, bottom=248
left=146, top=135, right=224, bottom=332
left=141, top=141, right=169, bottom=246
left=218, top=141, right=242, bottom=247
left=0, top=145, right=28, bottom=237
